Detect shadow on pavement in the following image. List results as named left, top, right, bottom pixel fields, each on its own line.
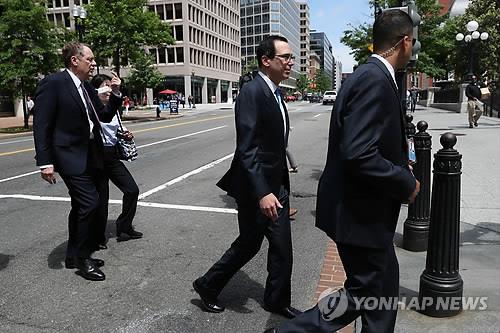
left=219, top=194, right=237, bottom=209
left=0, top=253, right=14, bottom=271
left=460, top=222, right=500, bottom=245
left=47, top=241, right=67, bottom=269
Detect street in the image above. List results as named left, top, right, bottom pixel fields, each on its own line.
left=0, top=102, right=332, bottom=333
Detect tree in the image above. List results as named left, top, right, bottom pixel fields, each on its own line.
left=341, top=0, right=453, bottom=79
left=125, top=52, right=164, bottom=104
left=296, top=74, right=309, bottom=94
left=85, top=0, right=174, bottom=76
left=452, top=0, right=499, bottom=82
left=0, top=0, right=65, bottom=128
left=242, top=57, right=258, bottom=75
left=313, top=69, right=332, bottom=92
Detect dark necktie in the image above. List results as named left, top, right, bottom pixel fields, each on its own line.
left=81, top=83, right=101, bottom=132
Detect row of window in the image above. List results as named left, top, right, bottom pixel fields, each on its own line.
left=190, top=48, right=240, bottom=74
left=240, top=3, right=270, bottom=17
left=149, top=3, right=183, bottom=21
left=241, top=0, right=272, bottom=5
left=189, top=27, right=239, bottom=58
left=149, top=47, right=185, bottom=65
left=47, top=0, right=89, bottom=8
left=188, top=5, right=239, bottom=42
left=241, top=24, right=271, bottom=37
left=47, top=12, right=71, bottom=28
left=192, top=0, right=239, bottom=12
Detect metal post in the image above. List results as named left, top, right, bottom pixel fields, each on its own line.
left=403, top=121, right=431, bottom=251
left=419, top=133, right=463, bottom=317
left=405, top=114, right=416, bottom=138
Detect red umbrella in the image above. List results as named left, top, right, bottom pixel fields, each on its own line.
left=159, top=89, right=177, bottom=95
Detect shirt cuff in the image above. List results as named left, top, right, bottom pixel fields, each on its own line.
left=39, top=164, right=54, bottom=169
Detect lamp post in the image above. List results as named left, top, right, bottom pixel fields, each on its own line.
left=455, top=20, right=489, bottom=82
left=72, top=5, right=87, bottom=42
left=191, top=71, right=196, bottom=108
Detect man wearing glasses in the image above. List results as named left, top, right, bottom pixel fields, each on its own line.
left=193, top=36, right=302, bottom=319
left=265, top=9, right=420, bottom=333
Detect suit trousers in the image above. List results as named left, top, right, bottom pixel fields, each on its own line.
left=199, top=186, right=293, bottom=308
left=277, top=243, right=399, bottom=333
left=94, top=147, right=139, bottom=245
left=60, top=139, right=107, bottom=258
left=467, top=100, right=482, bottom=126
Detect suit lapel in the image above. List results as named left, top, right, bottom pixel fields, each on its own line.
left=63, top=70, right=87, bottom=117
left=255, top=75, right=286, bottom=144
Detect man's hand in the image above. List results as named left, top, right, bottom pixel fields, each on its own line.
left=41, top=166, right=56, bottom=184
left=110, top=72, right=121, bottom=93
left=408, top=179, right=420, bottom=204
left=259, top=193, right=283, bottom=222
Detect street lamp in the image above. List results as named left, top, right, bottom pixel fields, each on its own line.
left=456, top=20, right=489, bottom=82
left=191, top=71, right=196, bottom=108
left=72, top=5, right=87, bottom=42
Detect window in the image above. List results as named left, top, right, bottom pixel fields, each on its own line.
left=270, top=13, right=279, bottom=21
left=174, top=3, right=182, bottom=19
left=63, top=0, right=69, bottom=6
left=247, top=6, right=253, bottom=15
left=175, top=25, right=183, bottom=41
left=158, top=48, right=166, bottom=63
left=262, top=24, right=269, bottom=33
left=254, top=15, right=261, bottom=24
left=254, top=25, right=261, bottom=34
left=246, top=26, right=253, bottom=35
left=176, top=47, right=184, bottom=63
left=254, top=5, right=261, bottom=14
left=166, top=4, right=174, bottom=20
left=247, top=36, right=254, bottom=45
left=271, top=24, right=279, bottom=32
left=149, top=49, right=158, bottom=63
left=167, top=48, right=175, bottom=64
left=262, top=14, right=269, bottom=23
left=156, top=5, right=165, bottom=20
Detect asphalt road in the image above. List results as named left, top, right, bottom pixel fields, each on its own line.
left=0, top=102, right=334, bottom=333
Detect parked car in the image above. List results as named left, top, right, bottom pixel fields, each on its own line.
left=285, top=95, right=297, bottom=102
left=322, top=90, right=337, bottom=105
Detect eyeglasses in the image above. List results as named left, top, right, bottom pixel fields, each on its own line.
left=274, top=54, right=296, bottom=62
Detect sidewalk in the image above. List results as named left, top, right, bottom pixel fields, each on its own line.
left=315, top=106, right=500, bottom=332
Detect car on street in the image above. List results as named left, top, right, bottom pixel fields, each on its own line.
left=322, top=90, right=337, bottom=105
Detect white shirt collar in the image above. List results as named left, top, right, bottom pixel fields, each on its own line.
left=371, top=54, right=397, bottom=87
left=66, top=69, right=82, bottom=89
left=258, top=71, right=279, bottom=95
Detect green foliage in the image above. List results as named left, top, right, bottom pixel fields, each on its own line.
left=296, top=74, right=309, bottom=93
left=0, top=0, right=64, bottom=97
left=313, top=69, right=332, bottom=92
left=85, top=0, right=174, bottom=76
left=341, top=0, right=454, bottom=79
left=125, top=51, right=163, bottom=99
left=453, top=0, right=499, bottom=81
left=242, top=57, right=258, bottom=75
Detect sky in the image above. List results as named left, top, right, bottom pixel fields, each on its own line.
left=308, top=0, right=375, bottom=73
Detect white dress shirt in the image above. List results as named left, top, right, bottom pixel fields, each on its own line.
left=371, top=54, right=397, bottom=88
left=258, top=71, right=287, bottom=139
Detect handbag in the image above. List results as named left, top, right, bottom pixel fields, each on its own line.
left=480, top=87, right=490, bottom=100
left=115, top=113, right=138, bottom=161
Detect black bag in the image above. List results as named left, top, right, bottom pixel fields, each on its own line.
left=115, top=114, right=138, bottom=162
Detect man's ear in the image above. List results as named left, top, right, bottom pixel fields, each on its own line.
left=261, top=55, right=271, bottom=68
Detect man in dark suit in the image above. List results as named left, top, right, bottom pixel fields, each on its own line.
left=193, top=36, right=302, bottom=319
left=265, top=10, right=420, bottom=333
left=33, top=43, right=122, bottom=281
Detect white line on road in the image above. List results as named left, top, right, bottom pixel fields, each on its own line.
left=0, top=138, right=33, bottom=145
left=137, top=153, right=234, bottom=200
left=0, top=194, right=237, bottom=214
left=0, top=126, right=227, bottom=184
left=136, top=126, right=226, bottom=149
left=0, top=170, right=40, bottom=184
left=313, top=114, right=322, bottom=118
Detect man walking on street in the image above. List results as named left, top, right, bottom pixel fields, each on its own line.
left=193, top=36, right=302, bottom=319
left=265, top=10, right=420, bottom=333
left=465, top=75, right=483, bottom=128
left=33, top=42, right=123, bottom=281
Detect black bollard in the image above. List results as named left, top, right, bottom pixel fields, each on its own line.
left=405, top=114, right=416, bottom=138
left=419, top=133, right=463, bottom=317
left=403, top=121, right=432, bottom=251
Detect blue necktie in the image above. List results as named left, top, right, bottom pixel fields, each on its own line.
left=275, top=89, right=281, bottom=106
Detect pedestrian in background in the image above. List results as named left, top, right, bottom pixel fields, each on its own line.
left=266, top=9, right=420, bottom=333
left=33, top=42, right=123, bottom=281
left=27, top=96, right=35, bottom=115
left=465, top=75, right=483, bottom=128
left=193, top=36, right=302, bottom=319
left=123, top=96, right=130, bottom=115
left=90, top=74, right=142, bottom=246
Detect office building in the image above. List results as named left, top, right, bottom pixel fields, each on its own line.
left=240, top=0, right=300, bottom=90
left=297, top=1, right=310, bottom=77
left=310, top=30, right=334, bottom=90
left=46, top=0, right=241, bottom=104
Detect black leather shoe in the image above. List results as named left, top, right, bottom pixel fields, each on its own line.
left=263, top=305, right=302, bottom=319
left=117, top=228, right=143, bottom=242
left=75, top=258, right=106, bottom=281
left=263, top=329, right=277, bottom=333
left=192, top=278, right=225, bottom=313
left=65, top=257, right=104, bottom=269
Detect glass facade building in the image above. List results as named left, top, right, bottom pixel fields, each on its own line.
left=240, top=0, right=300, bottom=90
left=310, top=31, right=335, bottom=91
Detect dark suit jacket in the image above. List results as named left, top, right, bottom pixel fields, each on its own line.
left=33, top=70, right=122, bottom=176
left=217, top=74, right=290, bottom=203
left=316, top=57, right=416, bottom=249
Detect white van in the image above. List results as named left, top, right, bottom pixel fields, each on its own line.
left=322, top=91, right=337, bottom=105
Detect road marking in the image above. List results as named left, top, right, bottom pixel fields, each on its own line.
left=0, top=115, right=232, bottom=157
left=313, top=114, right=322, bottom=118
left=0, top=147, right=35, bottom=157
left=138, top=153, right=234, bottom=200
left=0, top=127, right=228, bottom=183
left=0, top=170, right=40, bottom=184
left=133, top=115, right=232, bottom=134
left=0, top=194, right=237, bottom=214
left=0, top=138, right=33, bottom=145
left=136, top=126, right=226, bottom=149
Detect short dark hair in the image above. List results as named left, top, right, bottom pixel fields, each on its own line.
left=62, top=42, right=90, bottom=68
left=90, top=74, right=112, bottom=89
left=256, top=35, right=288, bottom=67
left=373, top=9, right=413, bottom=53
